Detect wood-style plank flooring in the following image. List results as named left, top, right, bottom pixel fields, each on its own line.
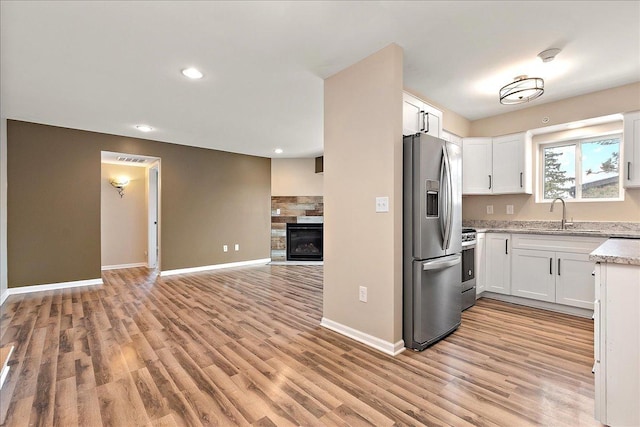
left=0, top=265, right=601, bottom=426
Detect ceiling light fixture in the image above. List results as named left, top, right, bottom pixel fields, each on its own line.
left=274, top=148, right=283, bottom=154
left=181, top=67, right=203, bottom=79
left=135, top=124, right=153, bottom=132
left=499, top=75, right=544, bottom=105
left=538, top=48, right=562, bottom=63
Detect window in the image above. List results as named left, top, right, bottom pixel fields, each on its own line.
left=540, top=134, right=622, bottom=201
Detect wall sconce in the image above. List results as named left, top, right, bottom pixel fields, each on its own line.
left=109, top=177, right=130, bottom=198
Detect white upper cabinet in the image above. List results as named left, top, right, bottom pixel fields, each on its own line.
left=462, top=132, right=532, bottom=195
left=462, top=137, right=493, bottom=194
left=623, top=111, right=640, bottom=188
left=402, top=92, right=443, bottom=138
left=492, top=133, right=532, bottom=194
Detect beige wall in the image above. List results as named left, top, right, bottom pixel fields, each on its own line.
left=470, top=82, right=640, bottom=137
left=101, top=163, right=147, bottom=267
left=1, top=118, right=7, bottom=302
left=271, top=158, right=323, bottom=196
left=324, top=44, right=404, bottom=346
left=463, top=84, right=640, bottom=222
left=7, top=120, right=271, bottom=287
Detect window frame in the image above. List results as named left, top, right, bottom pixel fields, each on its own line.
left=536, top=131, right=624, bottom=203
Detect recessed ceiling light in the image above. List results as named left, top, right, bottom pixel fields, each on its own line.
left=135, top=124, right=153, bottom=132
left=181, top=67, right=203, bottom=79
left=274, top=148, right=283, bottom=154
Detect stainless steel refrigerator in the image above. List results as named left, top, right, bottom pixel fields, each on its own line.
left=403, top=133, right=462, bottom=351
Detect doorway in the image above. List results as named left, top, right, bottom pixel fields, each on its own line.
left=101, top=151, right=161, bottom=271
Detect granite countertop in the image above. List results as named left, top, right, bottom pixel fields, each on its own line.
left=589, top=239, right=640, bottom=266
left=464, top=220, right=640, bottom=239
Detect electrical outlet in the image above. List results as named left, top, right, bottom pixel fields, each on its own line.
left=234, top=244, right=239, bottom=251
left=359, top=286, right=367, bottom=302
left=375, top=197, right=389, bottom=213
left=506, top=205, right=514, bottom=215
left=276, top=208, right=281, bottom=215
left=223, top=245, right=228, bottom=252
left=487, top=205, right=494, bottom=215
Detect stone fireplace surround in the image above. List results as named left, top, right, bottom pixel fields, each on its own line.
left=271, top=196, right=323, bottom=262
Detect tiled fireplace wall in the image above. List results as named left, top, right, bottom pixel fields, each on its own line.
left=271, top=196, right=323, bottom=261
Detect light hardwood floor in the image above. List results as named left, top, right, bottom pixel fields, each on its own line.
left=0, top=265, right=601, bottom=426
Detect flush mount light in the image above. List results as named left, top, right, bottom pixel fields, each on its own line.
left=499, top=75, right=544, bottom=105
left=181, top=67, right=203, bottom=79
left=135, top=124, right=153, bottom=132
left=274, top=148, right=283, bottom=154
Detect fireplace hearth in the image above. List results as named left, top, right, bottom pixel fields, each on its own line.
left=286, top=223, right=323, bottom=261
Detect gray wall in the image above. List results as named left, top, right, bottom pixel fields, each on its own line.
left=7, top=120, right=271, bottom=287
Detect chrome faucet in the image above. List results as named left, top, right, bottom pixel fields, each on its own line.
left=550, top=197, right=570, bottom=229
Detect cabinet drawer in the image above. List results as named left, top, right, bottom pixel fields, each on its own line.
left=511, top=234, right=605, bottom=253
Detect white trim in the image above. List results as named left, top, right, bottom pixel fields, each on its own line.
left=0, top=290, right=7, bottom=306
left=101, top=262, right=148, bottom=271
left=320, top=317, right=406, bottom=356
left=160, top=258, right=271, bottom=277
left=0, top=345, right=14, bottom=389
left=5, top=278, right=103, bottom=296
left=479, top=292, right=593, bottom=318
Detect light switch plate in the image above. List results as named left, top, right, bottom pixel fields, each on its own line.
left=376, top=197, right=389, bottom=213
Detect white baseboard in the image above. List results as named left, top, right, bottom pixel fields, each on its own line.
left=479, top=292, right=593, bottom=318
left=0, top=345, right=14, bottom=389
left=0, top=290, right=7, bottom=306
left=320, top=317, right=405, bottom=357
left=160, top=258, right=271, bottom=277
left=4, top=278, right=103, bottom=298
left=101, top=262, right=148, bottom=271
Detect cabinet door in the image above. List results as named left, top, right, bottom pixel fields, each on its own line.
left=623, top=111, right=640, bottom=188
left=492, top=133, right=531, bottom=194
left=476, top=233, right=486, bottom=295
left=511, top=249, right=556, bottom=302
left=422, top=102, right=442, bottom=138
left=403, top=94, right=422, bottom=136
left=485, top=234, right=511, bottom=294
left=403, top=92, right=442, bottom=138
left=555, top=252, right=596, bottom=309
left=462, top=138, right=493, bottom=195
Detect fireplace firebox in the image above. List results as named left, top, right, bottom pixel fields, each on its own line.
left=286, top=223, right=323, bottom=261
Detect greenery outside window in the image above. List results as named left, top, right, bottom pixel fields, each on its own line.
left=540, top=133, right=623, bottom=201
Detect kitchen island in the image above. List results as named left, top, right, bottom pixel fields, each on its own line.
left=590, top=238, right=640, bottom=427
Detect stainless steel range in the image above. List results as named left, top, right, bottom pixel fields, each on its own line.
left=461, top=228, right=477, bottom=311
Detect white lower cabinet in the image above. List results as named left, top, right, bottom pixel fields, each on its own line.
left=511, top=249, right=596, bottom=309
left=476, top=233, right=486, bottom=295
left=594, top=262, right=640, bottom=426
left=485, top=233, right=511, bottom=295
left=511, top=248, right=556, bottom=302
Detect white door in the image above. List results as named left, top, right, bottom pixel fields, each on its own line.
left=403, top=94, right=423, bottom=135
left=555, top=252, right=595, bottom=309
left=485, top=233, right=511, bottom=295
left=462, top=138, right=493, bottom=194
left=511, top=248, right=556, bottom=302
left=492, top=134, right=524, bottom=194
left=148, top=164, right=159, bottom=268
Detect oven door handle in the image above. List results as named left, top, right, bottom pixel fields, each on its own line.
left=461, top=243, right=476, bottom=250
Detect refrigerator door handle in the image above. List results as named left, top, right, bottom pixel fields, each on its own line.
left=442, top=145, right=453, bottom=250
left=422, top=254, right=461, bottom=271
left=439, top=151, right=447, bottom=246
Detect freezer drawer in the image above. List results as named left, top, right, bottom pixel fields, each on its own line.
left=405, top=254, right=462, bottom=350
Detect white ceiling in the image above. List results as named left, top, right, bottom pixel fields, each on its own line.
left=1, top=1, right=638, bottom=158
